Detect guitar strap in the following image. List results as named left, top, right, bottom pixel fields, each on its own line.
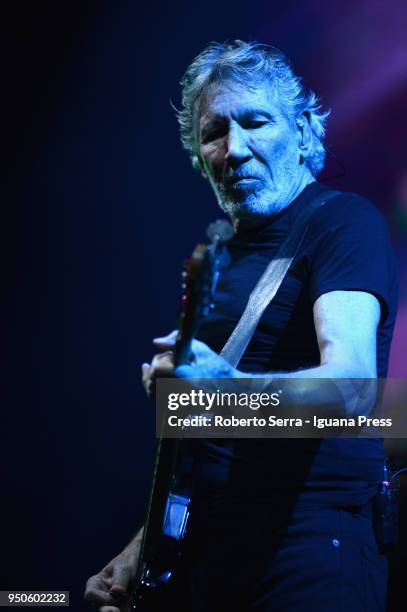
left=220, top=189, right=340, bottom=368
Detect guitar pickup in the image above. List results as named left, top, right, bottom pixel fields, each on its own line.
left=162, top=493, right=191, bottom=541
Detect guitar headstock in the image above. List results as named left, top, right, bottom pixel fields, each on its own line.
left=175, top=220, right=233, bottom=366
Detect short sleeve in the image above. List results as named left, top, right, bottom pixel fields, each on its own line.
left=307, top=193, right=397, bottom=325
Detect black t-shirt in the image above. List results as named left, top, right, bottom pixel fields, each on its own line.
left=193, top=181, right=398, bottom=510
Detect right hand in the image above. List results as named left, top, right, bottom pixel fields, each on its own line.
left=141, top=330, right=178, bottom=398
left=84, top=541, right=140, bottom=612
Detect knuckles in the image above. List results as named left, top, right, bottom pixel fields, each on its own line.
left=142, top=351, right=176, bottom=397
left=151, top=351, right=175, bottom=371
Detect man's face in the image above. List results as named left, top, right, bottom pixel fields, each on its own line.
left=197, top=79, right=306, bottom=220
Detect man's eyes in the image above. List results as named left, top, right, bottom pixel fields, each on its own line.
left=201, top=120, right=269, bottom=143
left=201, top=128, right=225, bottom=143
left=243, top=120, right=269, bottom=129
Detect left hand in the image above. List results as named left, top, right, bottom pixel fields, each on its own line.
left=151, top=330, right=238, bottom=379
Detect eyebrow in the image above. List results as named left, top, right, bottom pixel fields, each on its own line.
left=238, top=109, right=275, bottom=120
left=200, top=108, right=275, bottom=132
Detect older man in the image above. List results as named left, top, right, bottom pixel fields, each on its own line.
left=85, top=41, right=397, bottom=611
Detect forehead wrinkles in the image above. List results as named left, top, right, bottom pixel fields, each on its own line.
left=194, top=78, right=291, bottom=135
left=200, top=79, right=273, bottom=118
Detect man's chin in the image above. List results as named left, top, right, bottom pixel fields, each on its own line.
left=218, top=196, right=277, bottom=219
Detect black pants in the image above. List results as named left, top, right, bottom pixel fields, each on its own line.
left=164, top=505, right=388, bottom=612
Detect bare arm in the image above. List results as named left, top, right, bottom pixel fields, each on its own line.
left=144, top=291, right=382, bottom=418
left=242, top=290, right=381, bottom=416
left=245, top=290, right=380, bottom=379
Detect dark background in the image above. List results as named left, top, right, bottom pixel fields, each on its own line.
left=3, top=1, right=407, bottom=609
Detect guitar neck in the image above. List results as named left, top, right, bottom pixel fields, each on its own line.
left=174, top=332, right=194, bottom=367
left=134, top=221, right=233, bottom=604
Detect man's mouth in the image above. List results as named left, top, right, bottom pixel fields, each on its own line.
left=224, top=176, right=260, bottom=187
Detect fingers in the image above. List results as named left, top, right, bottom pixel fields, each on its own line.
left=110, top=563, right=133, bottom=597
left=141, top=363, right=150, bottom=385
left=141, top=363, right=152, bottom=398
left=141, top=352, right=175, bottom=398
left=190, top=338, right=215, bottom=359
left=84, top=577, right=131, bottom=612
left=152, top=332, right=214, bottom=358
left=142, top=335, right=230, bottom=389
left=151, top=351, right=174, bottom=372
left=142, top=353, right=174, bottom=378
left=84, top=575, right=119, bottom=608
left=153, top=329, right=178, bottom=348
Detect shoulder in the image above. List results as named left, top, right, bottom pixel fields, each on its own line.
left=308, top=188, right=388, bottom=238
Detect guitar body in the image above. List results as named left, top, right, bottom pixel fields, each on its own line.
left=132, top=220, right=233, bottom=610
left=133, top=439, right=192, bottom=608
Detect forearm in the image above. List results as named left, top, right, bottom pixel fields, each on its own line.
left=238, top=363, right=377, bottom=417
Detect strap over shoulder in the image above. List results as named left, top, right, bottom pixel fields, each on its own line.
left=220, top=189, right=340, bottom=368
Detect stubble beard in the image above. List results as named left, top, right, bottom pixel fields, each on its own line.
left=215, top=160, right=309, bottom=221
left=215, top=185, right=286, bottom=221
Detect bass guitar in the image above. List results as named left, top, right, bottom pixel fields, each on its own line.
left=132, top=219, right=233, bottom=609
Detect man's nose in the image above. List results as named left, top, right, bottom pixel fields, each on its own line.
left=225, top=124, right=252, bottom=167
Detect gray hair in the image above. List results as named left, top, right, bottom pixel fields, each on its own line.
left=176, top=40, right=330, bottom=176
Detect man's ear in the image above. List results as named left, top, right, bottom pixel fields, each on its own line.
left=192, top=154, right=208, bottom=179
left=296, top=112, right=312, bottom=159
